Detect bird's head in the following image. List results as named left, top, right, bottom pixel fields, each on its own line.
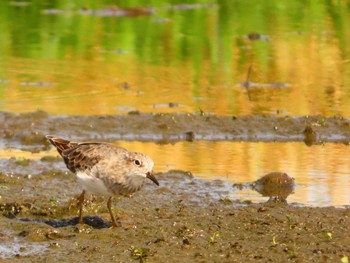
left=127, top=152, right=159, bottom=186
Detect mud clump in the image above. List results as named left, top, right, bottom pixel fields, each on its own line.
left=253, top=172, right=295, bottom=201
left=233, top=172, right=295, bottom=202
left=40, top=156, right=61, bottom=162
left=0, top=202, right=33, bottom=218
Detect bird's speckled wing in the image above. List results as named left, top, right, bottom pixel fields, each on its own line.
left=61, top=143, right=106, bottom=173
left=47, top=136, right=127, bottom=174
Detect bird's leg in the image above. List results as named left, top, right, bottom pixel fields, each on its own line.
left=107, top=196, right=118, bottom=227
left=77, top=190, right=85, bottom=224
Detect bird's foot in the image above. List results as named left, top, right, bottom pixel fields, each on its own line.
left=109, top=220, right=123, bottom=229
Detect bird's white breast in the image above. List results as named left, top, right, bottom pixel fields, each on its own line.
left=76, top=171, right=112, bottom=196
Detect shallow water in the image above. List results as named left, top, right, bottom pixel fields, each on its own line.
left=1, top=1, right=350, bottom=116
left=2, top=140, right=350, bottom=207
left=109, top=141, right=350, bottom=207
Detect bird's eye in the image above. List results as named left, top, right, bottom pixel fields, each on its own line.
left=134, top=159, right=141, bottom=166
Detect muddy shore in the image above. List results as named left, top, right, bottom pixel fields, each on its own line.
left=2, top=111, right=350, bottom=147
left=1, top=111, right=350, bottom=262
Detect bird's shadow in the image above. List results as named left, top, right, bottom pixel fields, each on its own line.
left=18, top=216, right=113, bottom=229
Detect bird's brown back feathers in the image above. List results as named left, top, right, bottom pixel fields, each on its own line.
left=46, top=135, right=103, bottom=173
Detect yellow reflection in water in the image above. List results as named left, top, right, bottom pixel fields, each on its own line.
left=2, top=141, right=350, bottom=206
left=115, top=141, right=350, bottom=206
left=2, top=29, right=350, bottom=117
left=1, top=1, right=350, bottom=116
left=0, top=148, right=54, bottom=160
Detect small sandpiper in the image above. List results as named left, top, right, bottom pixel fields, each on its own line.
left=46, top=135, right=159, bottom=227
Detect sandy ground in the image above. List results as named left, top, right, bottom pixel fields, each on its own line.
left=1, top=111, right=350, bottom=262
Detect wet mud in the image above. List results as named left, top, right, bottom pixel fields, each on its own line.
left=1, top=111, right=350, bottom=262
left=2, top=111, right=350, bottom=148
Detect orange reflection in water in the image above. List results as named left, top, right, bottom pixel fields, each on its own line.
left=1, top=28, right=350, bottom=117
left=1, top=57, right=196, bottom=115
left=115, top=141, right=350, bottom=206
left=1, top=1, right=350, bottom=117
left=2, top=141, right=350, bottom=206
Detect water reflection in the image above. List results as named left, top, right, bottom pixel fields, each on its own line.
left=116, top=141, right=350, bottom=207
left=0, top=1, right=350, bottom=116
left=3, top=140, right=349, bottom=207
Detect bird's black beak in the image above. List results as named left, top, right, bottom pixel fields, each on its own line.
left=146, top=172, right=159, bottom=186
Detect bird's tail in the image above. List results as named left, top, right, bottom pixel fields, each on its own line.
left=46, top=135, right=78, bottom=156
